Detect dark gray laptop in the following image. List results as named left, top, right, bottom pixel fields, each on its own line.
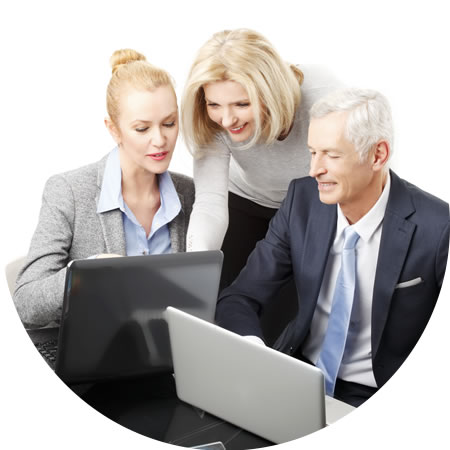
left=30, top=251, right=223, bottom=385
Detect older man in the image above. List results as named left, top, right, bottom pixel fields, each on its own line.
left=215, top=88, right=449, bottom=406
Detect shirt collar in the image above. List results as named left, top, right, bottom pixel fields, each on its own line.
left=335, top=172, right=391, bottom=244
left=97, top=147, right=181, bottom=222
left=157, top=171, right=181, bottom=224
left=97, top=147, right=123, bottom=213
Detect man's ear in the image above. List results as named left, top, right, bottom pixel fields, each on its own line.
left=372, top=140, right=390, bottom=172
left=104, top=117, right=121, bottom=145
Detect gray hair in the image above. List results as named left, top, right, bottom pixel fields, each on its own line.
left=310, top=88, right=394, bottom=162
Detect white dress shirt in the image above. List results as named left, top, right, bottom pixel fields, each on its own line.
left=302, top=174, right=391, bottom=387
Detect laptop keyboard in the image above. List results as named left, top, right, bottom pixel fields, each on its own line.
left=35, top=340, right=58, bottom=369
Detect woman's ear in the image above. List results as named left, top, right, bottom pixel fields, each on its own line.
left=104, top=117, right=121, bottom=145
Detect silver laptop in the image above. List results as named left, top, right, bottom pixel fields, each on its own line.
left=165, top=306, right=327, bottom=444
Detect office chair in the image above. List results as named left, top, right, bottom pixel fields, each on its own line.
left=5, top=256, right=25, bottom=297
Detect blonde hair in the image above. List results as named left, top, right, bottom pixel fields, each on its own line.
left=106, top=48, right=175, bottom=127
left=181, top=29, right=304, bottom=157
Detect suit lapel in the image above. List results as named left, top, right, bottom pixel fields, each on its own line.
left=169, top=192, right=186, bottom=253
left=297, top=200, right=337, bottom=333
left=371, top=171, right=416, bottom=356
left=98, top=209, right=127, bottom=255
left=95, top=157, right=127, bottom=256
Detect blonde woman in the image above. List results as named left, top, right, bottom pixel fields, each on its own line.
left=182, top=29, right=342, bottom=296
left=14, top=49, right=194, bottom=328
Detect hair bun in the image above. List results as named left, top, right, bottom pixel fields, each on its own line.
left=110, top=49, right=147, bottom=74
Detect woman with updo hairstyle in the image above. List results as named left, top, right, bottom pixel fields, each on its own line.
left=14, top=49, right=194, bottom=328
left=182, top=29, right=342, bottom=342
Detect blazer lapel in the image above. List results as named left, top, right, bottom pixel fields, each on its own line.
left=169, top=192, right=186, bottom=253
left=95, top=157, right=127, bottom=256
left=98, top=209, right=127, bottom=255
left=296, top=200, right=337, bottom=336
left=371, top=171, right=416, bottom=356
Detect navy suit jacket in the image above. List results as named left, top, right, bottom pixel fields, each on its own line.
left=216, top=171, right=449, bottom=388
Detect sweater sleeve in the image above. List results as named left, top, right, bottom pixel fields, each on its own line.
left=187, top=140, right=231, bottom=251
left=13, top=174, right=75, bottom=328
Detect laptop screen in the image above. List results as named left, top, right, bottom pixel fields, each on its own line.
left=55, top=251, right=223, bottom=384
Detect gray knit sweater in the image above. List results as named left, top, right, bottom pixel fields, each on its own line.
left=187, top=64, right=343, bottom=251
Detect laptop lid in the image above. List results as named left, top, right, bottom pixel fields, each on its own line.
left=55, top=250, right=223, bottom=384
left=165, top=306, right=326, bottom=444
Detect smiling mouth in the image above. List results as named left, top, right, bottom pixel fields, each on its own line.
left=317, top=181, right=337, bottom=190
left=229, top=123, right=247, bottom=134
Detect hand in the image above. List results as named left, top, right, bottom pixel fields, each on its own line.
left=243, top=335, right=266, bottom=346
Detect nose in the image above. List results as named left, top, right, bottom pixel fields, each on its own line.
left=151, top=126, right=166, bottom=147
left=221, top=108, right=237, bottom=128
left=309, top=154, right=327, bottom=178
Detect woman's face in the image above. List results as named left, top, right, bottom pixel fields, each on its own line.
left=109, top=84, right=179, bottom=175
left=204, top=80, right=256, bottom=143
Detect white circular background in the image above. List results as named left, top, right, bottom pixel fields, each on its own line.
left=1, top=1, right=448, bottom=449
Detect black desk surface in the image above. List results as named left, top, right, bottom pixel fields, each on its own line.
left=75, top=374, right=272, bottom=449
left=28, top=327, right=272, bottom=449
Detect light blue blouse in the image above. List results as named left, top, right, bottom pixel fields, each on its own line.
left=97, top=147, right=181, bottom=256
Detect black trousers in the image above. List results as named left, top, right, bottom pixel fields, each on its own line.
left=334, top=378, right=378, bottom=407
left=294, top=352, right=378, bottom=407
left=220, top=192, right=298, bottom=346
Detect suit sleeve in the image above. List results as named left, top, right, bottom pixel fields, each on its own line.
left=215, top=180, right=297, bottom=340
left=13, top=175, right=75, bottom=327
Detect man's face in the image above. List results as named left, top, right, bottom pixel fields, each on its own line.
left=308, top=111, right=381, bottom=222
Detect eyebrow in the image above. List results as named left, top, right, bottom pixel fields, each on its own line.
left=130, top=111, right=177, bottom=125
left=308, top=146, right=342, bottom=153
left=205, top=97, right=250, bottom=104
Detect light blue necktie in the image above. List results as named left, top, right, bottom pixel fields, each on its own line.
left=316, top=227, right=360, bottom=396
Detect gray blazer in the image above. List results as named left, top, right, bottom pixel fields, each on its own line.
left=14, top=154, right=195, bottom=327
